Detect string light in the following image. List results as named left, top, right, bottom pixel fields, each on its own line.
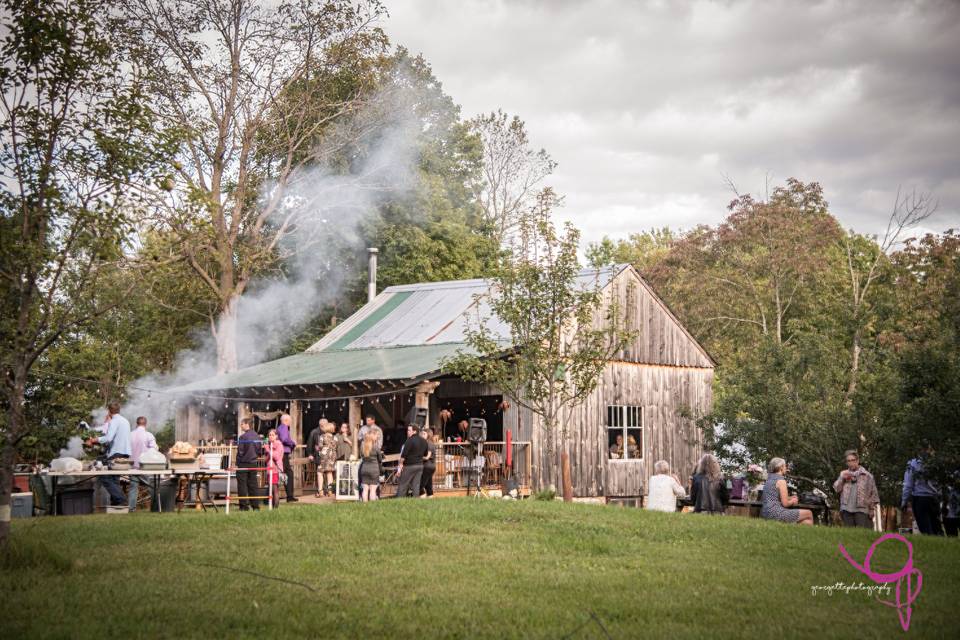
left=25, top=368, right=420, bottom=404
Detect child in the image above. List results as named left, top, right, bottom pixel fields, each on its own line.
left=266, top=428, right=284, bottom=508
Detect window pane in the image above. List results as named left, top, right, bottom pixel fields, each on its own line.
left=607, top=427, right=626, bottom=459
left=625, top=427, right=642, bottom=459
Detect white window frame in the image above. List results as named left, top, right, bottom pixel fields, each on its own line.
left=606, top=405, right=644, bottom=460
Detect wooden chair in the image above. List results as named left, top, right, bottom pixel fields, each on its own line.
left=483, top=450, right=502, bottom=485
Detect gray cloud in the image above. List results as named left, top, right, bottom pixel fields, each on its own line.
left=385, top=0, right=960, bottom=242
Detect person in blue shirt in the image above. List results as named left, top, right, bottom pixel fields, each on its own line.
left=276, top=414, right=298, bottom=502
left=901, top=447, right=943, bottom=535
left=87, top=401, right=132, bottom=506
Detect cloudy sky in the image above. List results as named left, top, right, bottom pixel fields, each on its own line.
left=385, top=0, right=960, bottom=245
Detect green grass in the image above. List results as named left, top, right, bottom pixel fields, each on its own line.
left=2, top=499, right=958, bottom=639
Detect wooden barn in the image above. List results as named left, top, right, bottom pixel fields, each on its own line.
left=173, top=263, right=715, bottom=500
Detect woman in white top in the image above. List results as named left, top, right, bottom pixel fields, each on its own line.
left=646, top=459, right=687, bottom=512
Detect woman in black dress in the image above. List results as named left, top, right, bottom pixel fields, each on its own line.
left=359, top=432, right=383, bottom=502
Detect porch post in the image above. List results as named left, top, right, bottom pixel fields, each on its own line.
left=289, top=400, right=303, bottom=444
left=415, top=381, right=440, bottom=430
left=289, top=400, right=302, bottom=494
left=175, top=404, right=189, bottom=442
left=186, top=402, right=201, bottom=443
left=348, top=397, right=361, bottom=456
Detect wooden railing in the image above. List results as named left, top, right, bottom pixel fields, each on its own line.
left=432, top=441, right=531, bottom=492
left=197, top=442, right=531, bottom=496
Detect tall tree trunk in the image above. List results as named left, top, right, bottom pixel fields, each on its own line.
left=845, top=327, right=862, bottom=404
left=0, top=378, right=25, bottom=551
left=215, top=295, right=240, bottom=374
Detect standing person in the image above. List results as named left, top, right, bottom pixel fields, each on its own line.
left=359, top=433, right=383, bottom=502
left=86, top=401, right=132, bottom=506
left=306, top=419, right=327, bottom=498
left=690, top=454, right=728, bottom=514
left=317, top=421, right=337, bottom=497
left=236, top=418, right=262, bottom=511
left=646, top=460, right=686, bottom=512
left=761, top=457, right=814, bottom=525
left=276, top=414, right=298, bottom=502
left=420, top=427, right=436, bottom=498
left=357, top=416, right=383, bottom=499
left=400, top=424, right=416, bottom=455
left=456, top=419, right=469, bottom=442
left=266, top=429, right=284, bottom=509
left=336, top=423, right=353, bottom=461
left=832, top=450, right=880, bottom=528
left=358, top=416, right=383, bottom=450
left=901, top=449, right=943, bottom=535
left=395, top=426, right=427, bottom=498
left=127, top=416, right=157, bottom=512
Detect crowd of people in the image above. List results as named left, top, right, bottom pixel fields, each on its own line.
left=234, top=414, right=439, bottom=508
left=644, top=448, right=958, bottom=534
left=80, top=401, right=959, bottom=533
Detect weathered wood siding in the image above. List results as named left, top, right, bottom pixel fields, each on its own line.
left=603, top=268, right=715, bottom=369
left=509, top=362, right=712, bottom=497
left=429, top=268, right=713, bottom=498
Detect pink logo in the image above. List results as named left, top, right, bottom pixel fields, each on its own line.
left=839, top=533, right=923, bottom=631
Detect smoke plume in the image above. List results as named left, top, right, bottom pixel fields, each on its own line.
left=106, top=67, right=433, bottom=432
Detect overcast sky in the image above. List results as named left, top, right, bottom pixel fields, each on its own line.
left=385, top=0, right=960, bottom=245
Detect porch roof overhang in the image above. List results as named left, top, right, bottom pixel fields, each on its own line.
left=168, top=342, right=486, bottom=395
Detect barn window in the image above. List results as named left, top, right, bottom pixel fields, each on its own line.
left=606, top=405, right=643, bottom=460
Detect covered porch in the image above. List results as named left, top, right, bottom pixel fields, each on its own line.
left=171, top=343, right=532, bottom=499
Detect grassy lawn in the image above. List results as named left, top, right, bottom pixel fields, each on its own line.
left=2, top=499, right=957, bottom=639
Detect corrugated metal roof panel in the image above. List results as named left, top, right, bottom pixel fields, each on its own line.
left=170, top=343, right=474, bottom=393
left=326, top=291, right=413, bottom=350
left=305, top=265, right=626, bottom=352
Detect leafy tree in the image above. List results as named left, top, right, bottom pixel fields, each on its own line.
left=282, top=51, right=499, bottom=355
left=586, top=228, right=676, bottom=274
left=470, top=110, right=556, bottom=246
left=445, top=191, right=634, bottom=491
left=129, top=0, right=389, bottom=373
left=841, top=190, right=935, bottom=402
left=0, top=0, right=167, bottom=548
left=887, top=231, right=960, bottom=487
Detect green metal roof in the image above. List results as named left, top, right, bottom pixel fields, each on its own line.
left=171, top=342, right=473, bottom=393
left=326, top=290, right=413, bottom=350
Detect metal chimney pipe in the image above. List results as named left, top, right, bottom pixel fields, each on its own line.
left=367, top=247, right=378, bottom=303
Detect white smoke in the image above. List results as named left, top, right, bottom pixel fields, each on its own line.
left=107, top=64, right=430, bottom=432
left=58, top=436, right=86, bottom=459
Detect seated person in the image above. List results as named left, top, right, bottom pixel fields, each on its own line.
left=760, top=457, right=814, bottom=525
left=646, top=459, right=686, bottom=512
left=690, top=453, right=728, bottom=514
left=609, top=434, right=624, bottom=459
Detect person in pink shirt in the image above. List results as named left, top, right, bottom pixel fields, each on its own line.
left=266, top=429, right=284, bottom=508
left=128, top=416, right=157, bottom=512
